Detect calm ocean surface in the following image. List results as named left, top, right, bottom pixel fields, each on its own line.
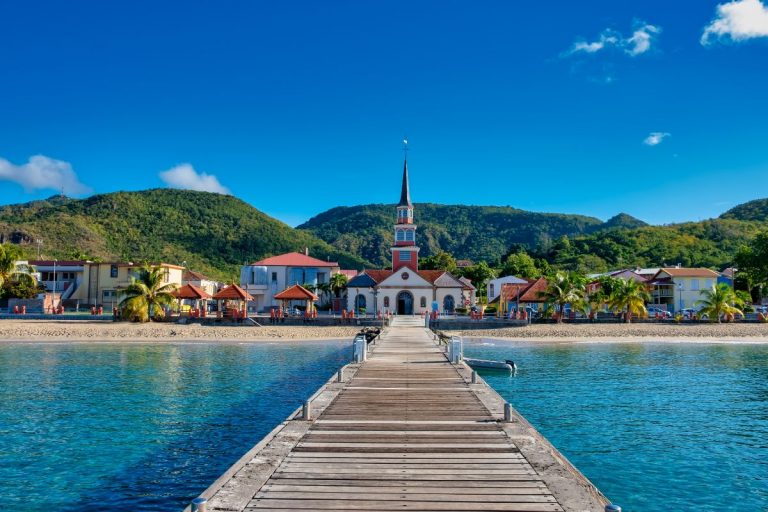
left=2, top=340, right=766, bottom=511
left=0, top=341, right=350, bottom=512
left=464, top=339, right=768, bottom=512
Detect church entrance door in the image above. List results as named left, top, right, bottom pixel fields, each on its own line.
left=396, top=291, right=414, bottom=315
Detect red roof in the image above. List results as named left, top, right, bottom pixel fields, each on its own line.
left=656, top=267, right=720, bottom=278
left=183, top=269, right=216, bottom=282
left=516, top=277, right=549, bottom=303
left=417, top=270, right=446, bottom=284
left=172, top=284, right=212, bottom=300
left=29, top=260, right=88, bottom=266
left=338, top=269, right=359, bottom=280
left=365, top=269, right=394, bottom=284
left=212, top=284, right=254, bottom=301
left=274, top=284, right=319, bottom=301
left=251, top=252, right=338, bottom=267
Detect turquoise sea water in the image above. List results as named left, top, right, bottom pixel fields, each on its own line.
left=0, top=341, right=349, bottom=512
left=464, top=339, right=768, bottom=512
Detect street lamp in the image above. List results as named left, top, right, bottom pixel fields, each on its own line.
left=52, top=258, right=57, bottom=314
left=355, top=287, right=359, bottom=316
left=677, top=281, right=683, bottom=313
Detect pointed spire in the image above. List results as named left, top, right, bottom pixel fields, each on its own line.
left=398, top=158, right=412, bottom=207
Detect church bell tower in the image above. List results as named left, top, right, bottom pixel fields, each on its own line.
left=391, top=141, right=419, bottom=271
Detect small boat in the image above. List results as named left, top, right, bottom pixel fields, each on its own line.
left=464, top=357, right=515, bottom=372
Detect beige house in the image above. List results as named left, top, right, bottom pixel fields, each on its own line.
left=182, top=269, right=221, bottom=296
left=649, top=267, right=720, bottom=313
left=68, top=262, right=183, bottom=307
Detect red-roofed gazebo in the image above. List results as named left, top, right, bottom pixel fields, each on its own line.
left=274, top=284, right=318, bottom=315
left=212, top=284, right=254, bottom=320
left=172, top=284, right=212, bottom=318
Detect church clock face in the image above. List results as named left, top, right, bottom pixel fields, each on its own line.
left=401, top=272, right=409, bottom=280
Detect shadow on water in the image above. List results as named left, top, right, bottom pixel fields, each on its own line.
left=64, top=345, right=350, bottom=512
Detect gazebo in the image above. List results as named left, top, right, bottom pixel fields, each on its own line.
left=172, top=283, right=212, bottom=318
left=274, top=284, right=318, bottom=316
left=212, top=284, right=254, bottom=320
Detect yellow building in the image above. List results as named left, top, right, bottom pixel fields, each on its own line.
left=68, top=262, right=184, bottom=308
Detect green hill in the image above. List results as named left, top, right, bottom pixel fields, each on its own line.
left=720, top=198, right=768, bottom=222
left=0, top=189, right=369, bottom=280
left=297, top=203, right=646, bottom=267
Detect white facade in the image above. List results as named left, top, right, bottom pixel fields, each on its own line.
left=348, top=270, right=465, bottom=316
left=487, top=275, right=528, bottom=303
left=240, top=255, right=340, bottom=312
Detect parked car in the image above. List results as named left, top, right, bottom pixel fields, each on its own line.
left=647, top=307, right=672, bottom=318
left=680, top=308, right=709, bottom=320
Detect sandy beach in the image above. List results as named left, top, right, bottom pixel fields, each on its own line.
left=448, top=322, right=768, bottom=343
left=0, top=319, right=363, bottom=342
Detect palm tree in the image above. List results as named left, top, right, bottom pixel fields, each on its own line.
left=0, top=244, right=37, bottom=289
left=330, top=272, right=348, bottom=298
left=538, top=271, right=586, bottom=323
left=315, top=281, right=332, bottom=306
left=608, top=278, right=650, bottom=323
left=695, top=283, right=744, bottom=323
left=119, top=265, right=178, bottom=322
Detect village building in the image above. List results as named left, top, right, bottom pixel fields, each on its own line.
left=346, top=156, right=466, bottom=316
left=182, top=269, right=221, bottom=297
left=29, top=260, right=184, bottom=309
left=487, top=275, right=528, bottom=303
left=648, top=267, right=720, bottom=313
left=239, top=250, right=341, bottom=312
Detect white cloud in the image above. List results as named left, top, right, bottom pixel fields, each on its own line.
left=626, top=24, right=661, bottom=56
left=566, top=21, right=661, bottom=57
left=643, top=132, right=671, bottom=146
left=0, top=155, right=91, bottom=195
left=702, top=0, right=768, bottom=45
left=159, top=163, right=230, bottom=194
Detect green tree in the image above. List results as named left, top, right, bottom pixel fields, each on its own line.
left=119, top=265, right=178, bottom=322
left=330, top=272, right=348, bottom=298
left=458, top=262, right=496, bottom=303
left=607, top=278, right=650, bottom=323
left=735, top=231, right=768, bottom=299
left=500, top=251, right=540, bottom=279
left=0, top=244, right=38, bottom=298
left=538, top=271, right=586, bottom=323
left=695, top=283, right=744, bottom=323
left=420, top=251, right=457, bottom=273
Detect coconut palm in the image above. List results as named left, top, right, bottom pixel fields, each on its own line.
left=695, top=283, right=744, bottom=323
left=0, top=244, right=37, bottom=289
left=330, top=272, right=348, bottom=298
left=608, top=278, right=650, bottom=323
left=538, top=271, right=586, bottom=323
left=119, top=265, right=178, bottom=322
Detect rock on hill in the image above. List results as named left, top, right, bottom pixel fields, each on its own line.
left=0, top=189, right=369, bottom=279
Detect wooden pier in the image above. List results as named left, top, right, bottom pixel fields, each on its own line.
left=193, top=318, right=609, bottom=512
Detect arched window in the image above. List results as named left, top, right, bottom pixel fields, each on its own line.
left=355, top=294, right=366, bottom=310
left=443, top=295, right=455, bottom=313
left=420, top=296, right=427, bottom=307
left=383, top=296, right=390, bottom=308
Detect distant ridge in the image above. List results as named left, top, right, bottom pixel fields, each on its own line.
left=0, top=189, right=369, bottom=279
left=720, top=198, right=768, bottom=222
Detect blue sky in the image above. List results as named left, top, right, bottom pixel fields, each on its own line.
left=1, top=0, right=767, bottom=226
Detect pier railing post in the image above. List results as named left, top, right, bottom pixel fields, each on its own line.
left=471, top=370, right=477, bottom=384
left=191, top=497, right=208, bottom=512
left=504, top=403, right=512, bottom=422
left=337, top=368, right=344, bottom=383
left=303, top=400, right=311, bottom=420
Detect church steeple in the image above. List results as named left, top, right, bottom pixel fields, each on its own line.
left=398, top=159, right=412, bottom=207
left=392, top=139, right=419, bottom=271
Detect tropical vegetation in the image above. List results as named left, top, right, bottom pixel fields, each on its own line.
left=537, top=271, right=586, bottom=323
left=607, top=278, right=651, bottom=323
left=119, top=265, right=179, bottom=322
left=695, top=283, right=744, bottom=323
left=0, top=243, right=39, bottom=299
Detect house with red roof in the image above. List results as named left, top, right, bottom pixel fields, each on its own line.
left=239, top=249, right=341, bottom=312
left=345, top=156, right=466, bottom=315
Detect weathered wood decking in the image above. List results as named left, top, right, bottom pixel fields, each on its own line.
left=197, top=319, right=608, bottom=512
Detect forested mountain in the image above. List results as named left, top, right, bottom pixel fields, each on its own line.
left=720, top=199, right=768, bottom=222
left=298, top=203, right=627, bottom=266
left=300, top=201, right=765, bottom=273
left=0, top=189, right=369, bottom=279
left=2, top=190, right=766, bottom=279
